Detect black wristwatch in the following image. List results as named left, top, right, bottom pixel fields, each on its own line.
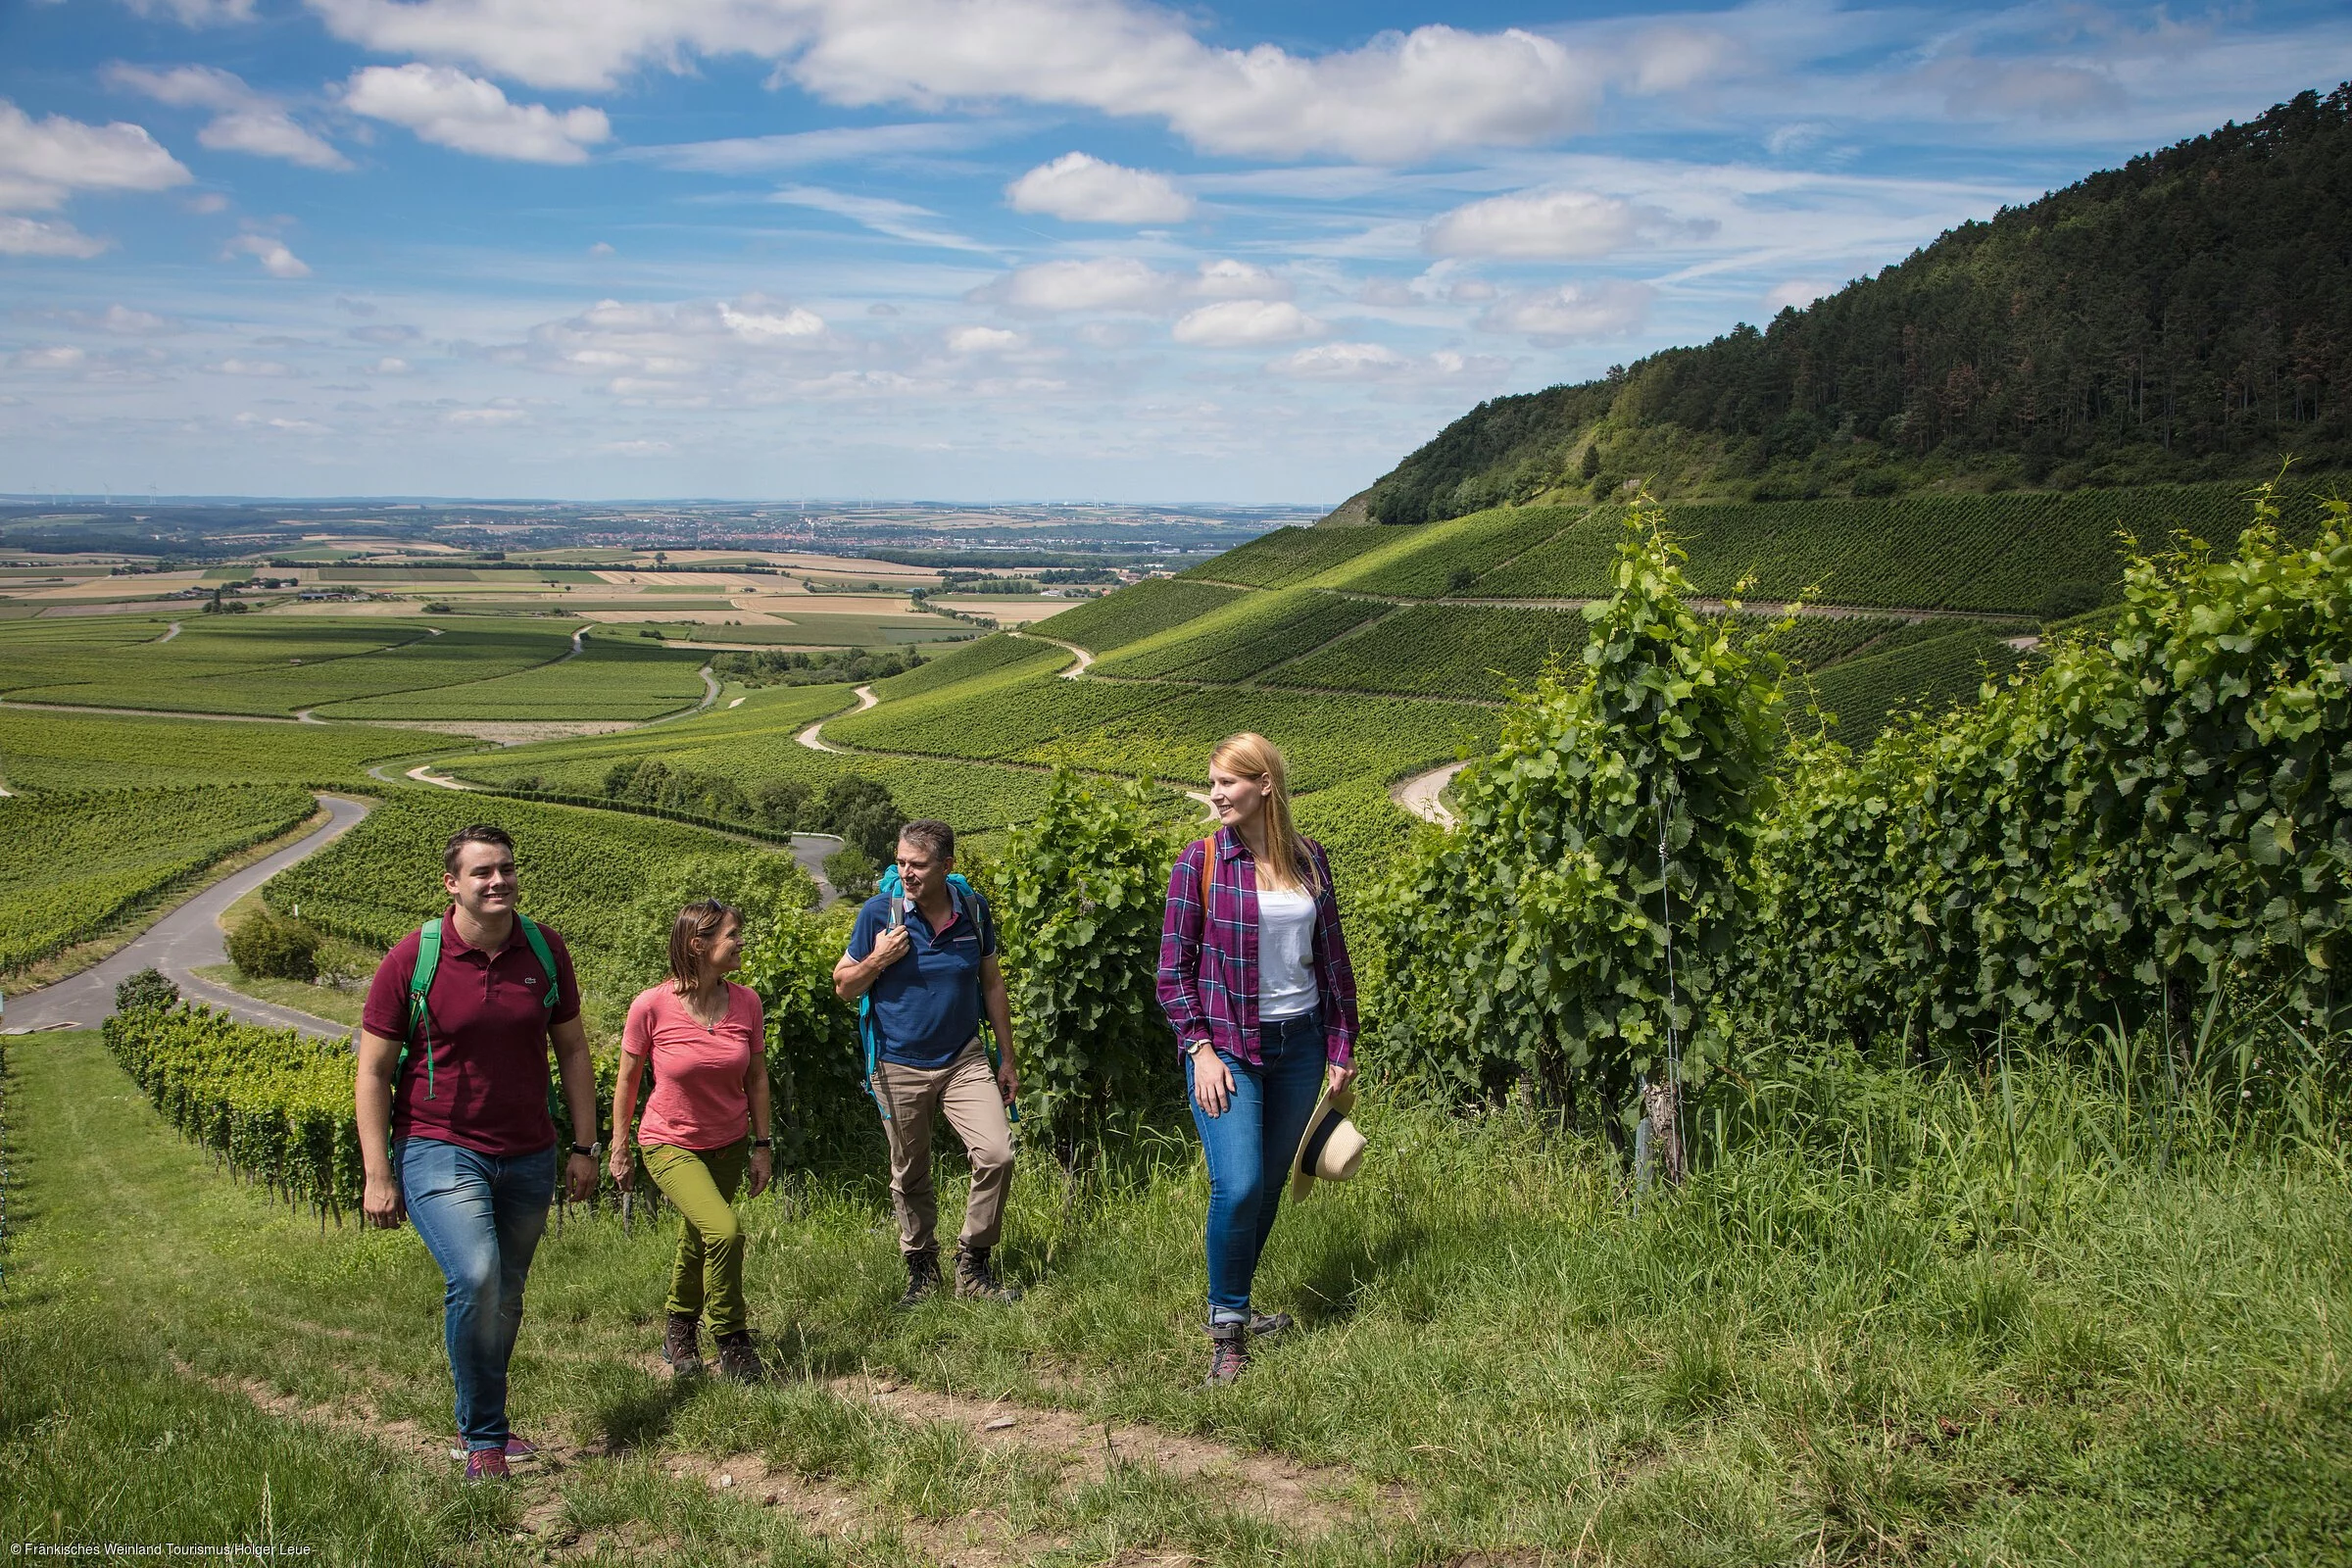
left=569, top=1141, right=598, bottom=1157
left=751, top=1136, right=773, bottom=1150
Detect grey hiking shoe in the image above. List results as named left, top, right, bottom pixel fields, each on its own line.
left=954, top=1242, right=1021, bottom=1303
left=1204, top=1322, right=1249, bottom=1387
left=896, top=1248, right=942, bottom=1309
left=714, top=1330, right=765, bottom=1384
left=1248, top=1310, right=1293, bottom=1341
left=663, top=1311, right=704, bottom=1378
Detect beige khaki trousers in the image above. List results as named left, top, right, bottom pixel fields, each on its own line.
left=874, top=1038, right=1014, bottom=1255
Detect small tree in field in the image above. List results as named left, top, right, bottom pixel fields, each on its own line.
left=1376, top=498, right=1785, bottom=1174
left=991, top=769, right=1177, bottom=1162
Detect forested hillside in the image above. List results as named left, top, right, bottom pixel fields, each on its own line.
left=1365, top=83, right=2352, bottom=524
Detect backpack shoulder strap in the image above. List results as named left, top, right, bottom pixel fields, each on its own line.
left=514, top=914, right=561, bottom=1010
left=404, top=918, right=442, bottom=1101
left=947, top=873, right=992, bottom=952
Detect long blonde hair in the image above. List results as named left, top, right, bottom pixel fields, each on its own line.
left=1211, top=732, right=1320, bottom=895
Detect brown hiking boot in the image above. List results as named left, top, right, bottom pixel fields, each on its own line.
left=714, top=1331, right=765, bottom=1384
left=662, top=1311, right=704, bottom=1378
left=1204, top=1322, right=1249, bottom=1387
left=896, top=1248, right=941, bottom=1309
left=953, top=1242, right=1021, bottom=1303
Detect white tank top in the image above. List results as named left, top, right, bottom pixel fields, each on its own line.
left=1255, top=886, right=1318, bottom=1020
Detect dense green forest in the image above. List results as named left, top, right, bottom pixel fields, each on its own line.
left=1365, top=83, right=2352, bottom=524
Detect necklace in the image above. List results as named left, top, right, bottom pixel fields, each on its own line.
left=682, top=982, right=727, bottom=1031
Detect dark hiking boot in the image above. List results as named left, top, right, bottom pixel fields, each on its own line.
left=896, top=1248, right=942, bottom=1309
left=1248, top=1310, right=1293, bottom=1341
left=464, top=1447, right=512, bottom=1482
left=715, top=1331, right=765, bottom=1384
left=953, top=1242, right=1021, bottom=1303
left=1204, top=1322, right=1249, bottom=1387
left=663, top=1311, right=705, bottom=1378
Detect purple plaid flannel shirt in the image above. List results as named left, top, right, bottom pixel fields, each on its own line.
left=1155, top=826, right=1357, bottom=1067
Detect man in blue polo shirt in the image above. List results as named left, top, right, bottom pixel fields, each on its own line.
left=832, top=817, right=1021, bottom=1306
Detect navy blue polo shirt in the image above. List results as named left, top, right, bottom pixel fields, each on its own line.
left=846, top=889, right=995, bottom=1070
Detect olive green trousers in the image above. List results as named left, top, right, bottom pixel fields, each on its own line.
left=641, top=1139, right=750, bottom=1335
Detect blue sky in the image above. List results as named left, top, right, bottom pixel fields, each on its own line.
left=1, top=0, right=2345, bottom=503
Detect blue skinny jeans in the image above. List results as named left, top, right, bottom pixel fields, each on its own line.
left=397, top=1135, right=557, bottom=1450
left=1186, top=1011, right=1326, bottom=1326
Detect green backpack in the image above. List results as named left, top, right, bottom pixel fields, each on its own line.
left=402, top=913, right=561, bottom=1100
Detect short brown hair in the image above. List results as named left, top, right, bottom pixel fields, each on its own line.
left=897, top=818, right=955, bottom=861
left=442, top=823, right=514, bottom=875
left=667, top=899, right=740, bottom=986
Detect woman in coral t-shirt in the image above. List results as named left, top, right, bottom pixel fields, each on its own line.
left=609, top=899, right=772, bottom=1383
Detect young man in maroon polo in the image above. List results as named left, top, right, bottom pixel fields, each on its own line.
left=356, top=824, right=601, bottom=1483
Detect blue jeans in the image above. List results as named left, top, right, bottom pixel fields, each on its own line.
left=397, top=1136, right=557, bottom=1450
left=1186, top=1012, right=1326, bottom=1326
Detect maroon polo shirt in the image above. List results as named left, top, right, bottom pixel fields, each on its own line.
left=362, top=908, right=582, bottom=1156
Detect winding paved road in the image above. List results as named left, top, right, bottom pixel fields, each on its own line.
left=1, top=795, right=371, bottom=1040
left=1392, top=760, right=1468, bottom=826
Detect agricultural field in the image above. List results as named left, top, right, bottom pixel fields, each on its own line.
left=314, top=631, right=711, bottom=722
left=1345, top=503, right=1599, bottom=598
left=1027, top=577, right=1247, bottom=651
left=454, top=681, right=1064, bottom=832
left=1277, top=603, right=1589, bottom=700
left=828, top=665, right=1179, bottom=760
left=1029, top=684, right=1496, bottom=792
left=1803, top=621, right=2040, bottom=745
left=1467, top=481, right=2326, bottom=614
left=1093, top=586, right=1394, bottom=683
left=0, top=784, right=315, bottom=971
left=1176, top=523, right=1395, bottom=588
left=865, top=630, right=1070, bottom=699
left=0, top=707, right=466, bottom=790
left=0, top=615, right=578, bottom=715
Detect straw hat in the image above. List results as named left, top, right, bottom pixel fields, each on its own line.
left=1290, top=1081, right=1366, bottom=1202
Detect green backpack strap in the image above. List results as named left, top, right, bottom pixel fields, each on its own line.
left=514, top=914, right=562, bottom=1011
left=404, top=917, right=443, bottom=1101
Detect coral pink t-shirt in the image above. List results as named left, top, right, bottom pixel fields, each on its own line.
left=621, top=981, right=765, bottom=1152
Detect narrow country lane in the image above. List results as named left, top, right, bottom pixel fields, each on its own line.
left=1, top=794, right=371, bottom=1040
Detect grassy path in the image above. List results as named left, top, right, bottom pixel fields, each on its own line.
left=7, top=1025, right=2351, bottom=1563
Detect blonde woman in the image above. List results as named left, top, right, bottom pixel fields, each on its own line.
left=1154, top=733, right=1359, bottom=1385
left=610, top=899, right=773, bottom=1383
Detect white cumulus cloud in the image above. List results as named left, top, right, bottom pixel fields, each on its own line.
left=1005, top=153, right=1192, bottom=223
left=15, top=345, right=88, bottom=371
left=308, top=1, right=1597, bottom=161
left=717, top=300, right=825, bottom=341
left=0, top=99, right=190, bottom=211
left=1171, top=299, right=1320, bottom=347
left=1426, top=189, right=1649, bottom=259
left=946, top=325, right=1022, bottom=354
left=0, top=215, right=111, bottom=257
left=1266, top=340, right=1404, bottom=378
left=225, top=232, right=312, bottom=277
left=973, top=256, right=1178, bottom=314
left=106, top=64, right=350, bottom=170
left=1480, top=279, right=1653, bottom=341
left=1191, top=259, right=1289, bottom=300
left=343, top=64, right=609, bottom=165
left=205, top=358, right=296, bottom=375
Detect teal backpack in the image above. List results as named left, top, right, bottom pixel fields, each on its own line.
left=860, top=868, right=1015, bottom=1124
left=402, top=913, right=561, bottom=1100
